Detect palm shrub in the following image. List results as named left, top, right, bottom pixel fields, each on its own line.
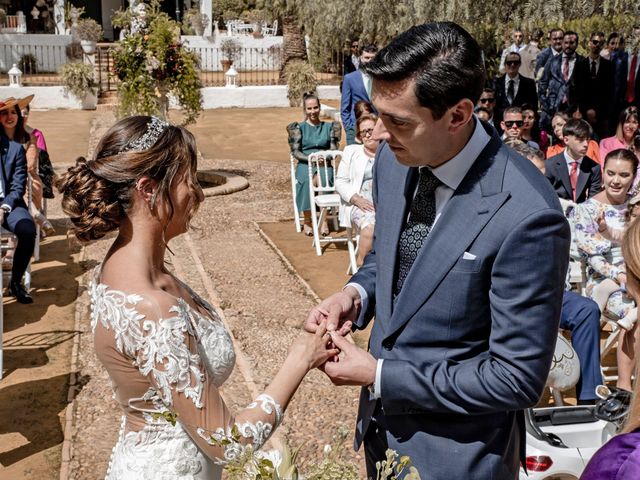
left=285, top=61, right=317, bottom=107
left=111, top=0, right=202, bottom=125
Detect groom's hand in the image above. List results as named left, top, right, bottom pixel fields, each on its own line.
left=304, top=286, right=361, bottom=335
left=322, top=332, right=377, bottom=386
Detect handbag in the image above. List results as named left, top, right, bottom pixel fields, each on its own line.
left=38, top=149, right=55, bottom=199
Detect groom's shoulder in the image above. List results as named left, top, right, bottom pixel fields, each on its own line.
left=499, top=143, right=563, bottom=213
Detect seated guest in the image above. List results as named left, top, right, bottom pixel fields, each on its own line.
left=500, top=107, right=539, bottom=148
left=494, top=52, right=538, bottom=129
left=512, top=141, right=602, bottom=404
left=581, top=215, right=640, bottom=479
left=546, top=111, right=601, bottom=163
left=0, top=95, right=52, bottom=235
left=287, top=92, right=341, bottom=236
left=573, top=149, right=639, bottom=391
left=0, top=98, right=37, bottom=304
left=335, top=113, right=379, bottom=265
left=545, top=119, right=602, bottom=203
left=600, top=106, right=640, bottom=161
left=521, top=104, right=550, bottom=153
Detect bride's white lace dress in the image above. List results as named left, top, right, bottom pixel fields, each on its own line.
left=90, top=273, right=283, bottom=479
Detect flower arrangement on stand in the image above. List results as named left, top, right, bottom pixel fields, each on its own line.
left=111, top=0, right=202, bottom=125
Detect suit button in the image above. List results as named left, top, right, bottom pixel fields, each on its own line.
left=382, top=340, right=393, bottom=350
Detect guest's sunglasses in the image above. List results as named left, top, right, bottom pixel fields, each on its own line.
left=479, top=97, right=496, bottom=103
left=504, top=120, right=524, bottom=128
left=505, top=60, right=521, bottom=66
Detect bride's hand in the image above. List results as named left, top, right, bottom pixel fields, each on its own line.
left=291, top=319, right=340, bottom=371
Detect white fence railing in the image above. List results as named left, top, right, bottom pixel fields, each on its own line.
left=0, top=34, right=72, bottom=74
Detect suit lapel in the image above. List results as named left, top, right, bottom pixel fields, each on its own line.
left=0, top=138, right=8, bottom=190
left=555, top=156, right=573, bottom=199
left=385, top=136, right=510, bottom=340
left=575, top=159, right=592, bottom=200
left=376, top=163, right=417, bottom=321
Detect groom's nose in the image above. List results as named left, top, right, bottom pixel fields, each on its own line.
left=372, top=118, right=390, bottom=142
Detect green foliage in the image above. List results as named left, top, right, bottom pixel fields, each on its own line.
left=59, top=62, right=98, bottom=98
left=111, top=1, right=202, bottom=125
left=0, top=8, right=6, bottom=27
left=75, top=18, right=103, bottom=42
left=304, top=426, right=359, bottom=480
left=285, top=61, right=317, bottom=107
left=374, top=449, right=419, bottom=480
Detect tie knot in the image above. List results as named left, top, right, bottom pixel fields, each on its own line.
left=418, top=167, right=441, bottom=190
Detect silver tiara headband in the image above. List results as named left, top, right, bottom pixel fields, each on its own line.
left=120, top=116, right=170, bottom=153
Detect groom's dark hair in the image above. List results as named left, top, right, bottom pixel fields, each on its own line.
left=363, top=22, right=486, bottom=120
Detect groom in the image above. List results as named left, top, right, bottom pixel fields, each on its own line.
left=305, top=23, right=570, bottom=479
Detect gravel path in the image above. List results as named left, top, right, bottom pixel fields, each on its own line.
left=66, top=113, right=364, bottom=479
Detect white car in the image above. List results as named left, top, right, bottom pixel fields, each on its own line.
left=520, top=406, right=616, bottom=480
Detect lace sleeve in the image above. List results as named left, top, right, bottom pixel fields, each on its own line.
left=91, top=286, right=284, bottom=465
left=286, top=122, right=308, bottom=162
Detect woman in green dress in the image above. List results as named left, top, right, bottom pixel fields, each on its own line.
left=287, top=92, right=342, bottom=235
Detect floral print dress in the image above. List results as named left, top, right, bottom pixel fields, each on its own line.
left=573, top=198, right=636, bottom=318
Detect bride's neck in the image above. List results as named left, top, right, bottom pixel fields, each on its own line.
left=113, top=217, right=168, bottom=278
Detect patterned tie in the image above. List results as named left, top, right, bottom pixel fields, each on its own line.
left=570, top=161, right=579, bottom=201
left=395, top=168, right=441, bottom=294
left=563, top=57, right=570, bottom=81
left=627, top=55, right=638, bottom=104
left=507, top=79, right=515, bottom=105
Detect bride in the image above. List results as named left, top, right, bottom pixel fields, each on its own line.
left=57, top=116, right=345, bottom=479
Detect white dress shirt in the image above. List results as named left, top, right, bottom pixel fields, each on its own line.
left=563, top=149, right=583, bottom=169
left=588, top=55, right=601, bottom=76
left=562, top=54, right=577, bottom=79
left=347, top=117, right=492, bottom=397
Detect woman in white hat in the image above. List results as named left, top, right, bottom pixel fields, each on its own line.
left=0, top=95, right=54, bottom=235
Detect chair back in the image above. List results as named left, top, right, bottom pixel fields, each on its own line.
left=308, top=150, right=342, bottom=194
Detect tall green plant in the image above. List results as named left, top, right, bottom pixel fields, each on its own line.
left=112, top=0, right=203, bottom=125
left=285, top=61, right=317, bottom=107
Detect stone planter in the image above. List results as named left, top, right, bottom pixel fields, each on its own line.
left=80, top=40, right=96, bottom=54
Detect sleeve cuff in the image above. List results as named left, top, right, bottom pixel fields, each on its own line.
left=344, top=282, right=367, bottom=305
left=1, top=204, right=12, bottom=213
left=373, top=359, right=384, bottom=399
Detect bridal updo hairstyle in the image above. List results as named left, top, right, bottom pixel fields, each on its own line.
left=57, top=115, right=200, bottom=242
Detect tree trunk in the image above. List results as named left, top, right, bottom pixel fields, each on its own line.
left=278, top=12, right=307, bottom=84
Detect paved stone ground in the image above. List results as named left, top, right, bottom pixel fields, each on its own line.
left=66, top=112, right=364, bottom=479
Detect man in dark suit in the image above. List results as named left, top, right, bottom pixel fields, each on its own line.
left=539, top=31, right=590, bottom=131
left=340, top=44, right=378, bottom=145
left=306, top=22, right=569, bottom=479
left=0, top=100, right=37, bottom=303
left=545, top=118, right=602, bottom=203
left=582, top=31, right=614, bottom=138
left=535, top=28, right=564, bottom=80
left=494, top=51, right=538, bottom=130
left=343, top=39, right=359, bottom=76
left=611, top=26, right=640, bottom=128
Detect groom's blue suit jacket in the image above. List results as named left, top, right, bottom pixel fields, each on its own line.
left=350, top=120, right=570, bottom=479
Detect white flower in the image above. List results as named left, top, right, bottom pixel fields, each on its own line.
left=323, top=444, right=332, bottom=455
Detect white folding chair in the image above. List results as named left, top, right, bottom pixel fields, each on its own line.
left=307, top=150, right=353, bottom=256
left=345, top=226, right=359, bottom=274
left=290, top=155, right=303, bottom=233
left=263, top=19, right=278, bottom=36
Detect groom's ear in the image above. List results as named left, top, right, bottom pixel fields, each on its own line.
left=447, top=99, right=475, bottom=134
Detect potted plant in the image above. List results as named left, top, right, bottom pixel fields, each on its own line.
left=75, top=18, right=103, bottom=54
left=59, top=62, right=98, bottom=108
left=219, top=37, right=241, bottom=72
left=184, top=7, right=208, bottom=36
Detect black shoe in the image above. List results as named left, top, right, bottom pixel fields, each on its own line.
left=9, top=281, right=33, bottom=304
